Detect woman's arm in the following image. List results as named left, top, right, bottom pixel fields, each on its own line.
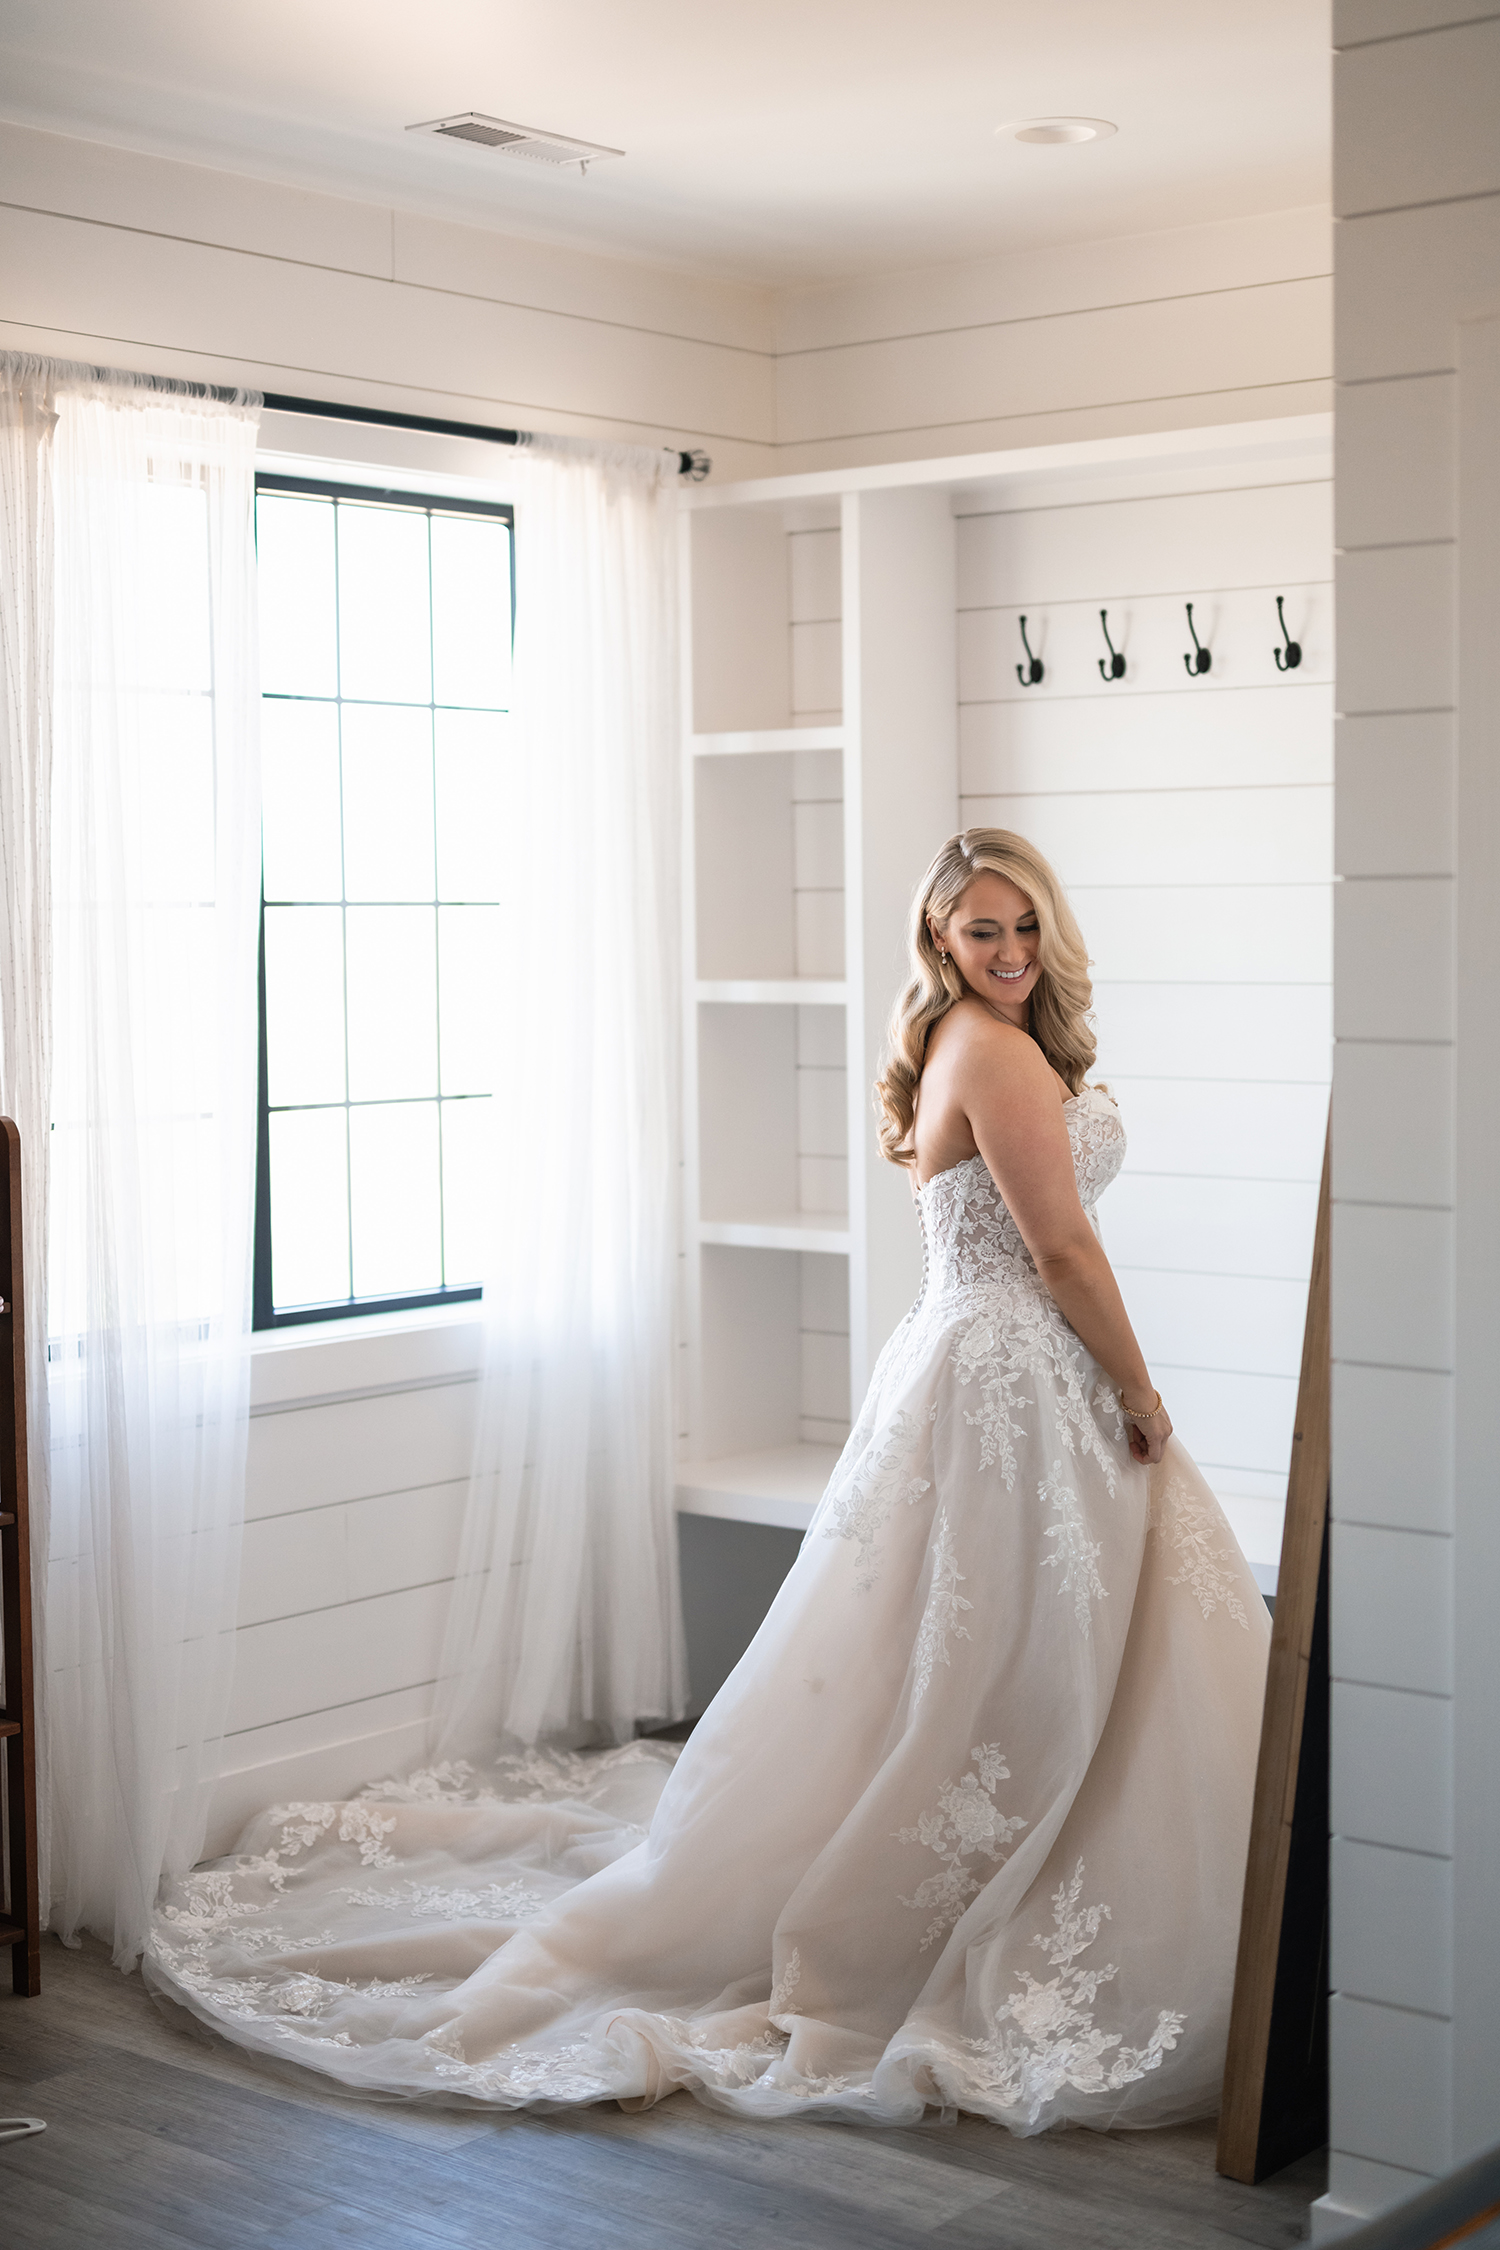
left=951, top=1022, right=1173, bottom=1465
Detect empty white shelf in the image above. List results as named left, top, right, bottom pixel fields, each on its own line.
left=696, top=979, right=848, bottom=1006
left=692, top=726, right=843, bottom=757
left=675, top=1442, right=842, bottom=1531
left=698, top=1213, right=851, bottom=1253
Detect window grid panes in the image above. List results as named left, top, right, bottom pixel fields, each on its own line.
left=253, top=474, right=513, bottom=1327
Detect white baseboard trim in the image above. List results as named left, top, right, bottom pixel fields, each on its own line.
left=203, top=1716, right=432, bottom=1858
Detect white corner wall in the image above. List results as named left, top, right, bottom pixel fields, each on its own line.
left=1320, top=2, right=1500, bottom=2237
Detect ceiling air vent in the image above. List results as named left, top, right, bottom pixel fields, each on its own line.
left=408, top=114, right=623, bottom=170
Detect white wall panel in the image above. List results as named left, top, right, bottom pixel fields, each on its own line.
left=1331, top=1838, right=1454, bottom=2017
left=227, top=1580, right=450, bottom=1735
left=1333, top=1041, right=1455, bottom=1206
left=1069, top=884, right=1330, bottom=984
left=0, top=205, right=774, bottom=446
left=790, top=619, right=842, bottom=717
left=961, top=683, right=1333, bottom=798
left=1103, top=1174, right=1319, bottom=1278
left=245, top=1382, right=476, bottom=1518
left=1110, top=1077, right=1328, bottom=1181
left=969, top=785, right=1331, bottom=891
left=1090, top=983, right=1332, bottom=1084
left=788, top=528, right=842, bottom=620
left=1151, top=1366, right=1299, bottom=1480
left=1337, top=197, right=1500, bottom=383
left=1332, top=1203, right=1455, bottom=1371
left=1333, top=1364, right=1454, bottom=1534
left=1334, top=877, right=1455, bottom=1042
left=1332, top=1523, right=1455, bottom=1695
left=1118, top=1269, right=1311, bottom=1378
left=1329, top=1998, right=1454, bottom=2176
left=1336, top=17, right=1500, bottom=216
left=1335, top=375, right=1457, bottom=549
left=0, top=119, right=394, bottom=276
left=776, top=205, right=1330, bottom=357
left=1332, top=1681, right=1454, bottom=1855
left=1336, top=713, right=1455, bottom=878
left=957, top=482, right=1332, bottom=608
left=1335, top=0, right=1500, bottom=43
left=391, top=209, right=774, bottom=353
left=1336, top=543, right=1456, bottom=715
left=777, top=278, right=1331, bottom=446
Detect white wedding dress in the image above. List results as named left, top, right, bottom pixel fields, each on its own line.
left=146, top=1086, right=1270, bottom=2133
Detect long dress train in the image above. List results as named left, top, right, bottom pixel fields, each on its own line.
left=145, top=1087, right=1270, bottom=2132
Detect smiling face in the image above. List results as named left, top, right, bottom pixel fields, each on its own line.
left=931, top=871, right=1043, bottom=1027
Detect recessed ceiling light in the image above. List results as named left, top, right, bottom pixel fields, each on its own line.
left=995, top=117, right=1117, bottom=145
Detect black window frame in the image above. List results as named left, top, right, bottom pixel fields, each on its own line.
left=252, top=470, right=514, bottom=1331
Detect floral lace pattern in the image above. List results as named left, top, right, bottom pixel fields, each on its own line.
left=897, top=1746, right=1028, bottom=1950
left=1148, top=1475, right=1251, bottom=1628
left=942, top=1859, right=1186, bottom=2125
left=770, top=1947, right=802, bottom=2019
left=341, top=1878, right=547, bottom=1921
left=1039, top=1464, right=1108, bottom=1637
left=820, top=1406, right=933, bottom=1590
left=911, top=1513, right=972, bottom=1703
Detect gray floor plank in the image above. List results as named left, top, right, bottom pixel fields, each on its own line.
left=0, top=1936, right=1327, bottom=2250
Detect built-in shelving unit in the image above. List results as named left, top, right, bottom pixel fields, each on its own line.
left=677, top=482, right=959, bottom=1508
left=674, top=417, right=1332, bottom=1566
left=674, top=418, right=1331, bottom=1566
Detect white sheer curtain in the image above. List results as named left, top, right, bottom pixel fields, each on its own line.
left=0, top=354, right=262, bottom=1964
left=433, top=435, right=688, bottom=1757
left=0, top=362, right=57, bottom=1912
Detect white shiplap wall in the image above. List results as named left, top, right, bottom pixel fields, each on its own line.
left=954, top=468, right=1333, bottom=1566
left=1317, top=1, right=1500, bottom=2235
left=205, top=1316, right=481, bottom=1851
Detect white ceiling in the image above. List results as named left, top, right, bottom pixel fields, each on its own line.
left=0, top=0, right=1330, bottom=286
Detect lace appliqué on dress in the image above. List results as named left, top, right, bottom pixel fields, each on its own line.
left=770, top=1947, right=802, bottom=2020
left=1039, top=1464, right=1108, bottom=1637
left=911, top=1513, right=972, bottom=1704
left=1148, top=1474, right=1251, bottom=1628
left=340, top=1878, right=547, bottom=1922
left=944, top=1859, right=1186, bottom=2126
left=897, top=1746, right=1028, bottom=1950
left=821, top=1406, right=933, bottom=1591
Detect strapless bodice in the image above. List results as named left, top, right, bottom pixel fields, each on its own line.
left=915, top=1084, right=1125, bottom=1304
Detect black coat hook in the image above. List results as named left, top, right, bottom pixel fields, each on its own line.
left=1182, top=602, right=1212, bottom=677
left=1273, top=595, right=1302, bottom=672
left=1015, top=615, right=1044, bottom=687
left=1097, top=610, right=1125, bottom=682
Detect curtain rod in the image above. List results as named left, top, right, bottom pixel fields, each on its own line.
left=259, top=391, right=711, bottom=480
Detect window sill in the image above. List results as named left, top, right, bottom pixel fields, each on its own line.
left=249, top=1298, right=485, bottom=1416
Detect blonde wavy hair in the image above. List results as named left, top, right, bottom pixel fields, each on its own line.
left=874, top=828, right=1097, bottom=1167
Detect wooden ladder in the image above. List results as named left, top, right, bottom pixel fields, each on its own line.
left=0, top=1119, right=40, bottom=1994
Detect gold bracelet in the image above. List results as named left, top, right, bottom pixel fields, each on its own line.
left=1119, top=1388, right=1164, bottom=1423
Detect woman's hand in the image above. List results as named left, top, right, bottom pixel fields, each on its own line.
left=1122, top=1392, right=1173, bottom=1467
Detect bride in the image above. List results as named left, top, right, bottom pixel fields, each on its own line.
left=148, top=827, right=1270, bottom=2133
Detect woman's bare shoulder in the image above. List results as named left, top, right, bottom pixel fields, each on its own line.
left=936, top=1003, right=1051, bottom=1085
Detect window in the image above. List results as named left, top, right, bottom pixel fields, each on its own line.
left=253, top=474, right=513, bottom=1328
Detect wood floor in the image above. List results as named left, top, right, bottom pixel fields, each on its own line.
left=0, top=1937, right=1325, bottom=2249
